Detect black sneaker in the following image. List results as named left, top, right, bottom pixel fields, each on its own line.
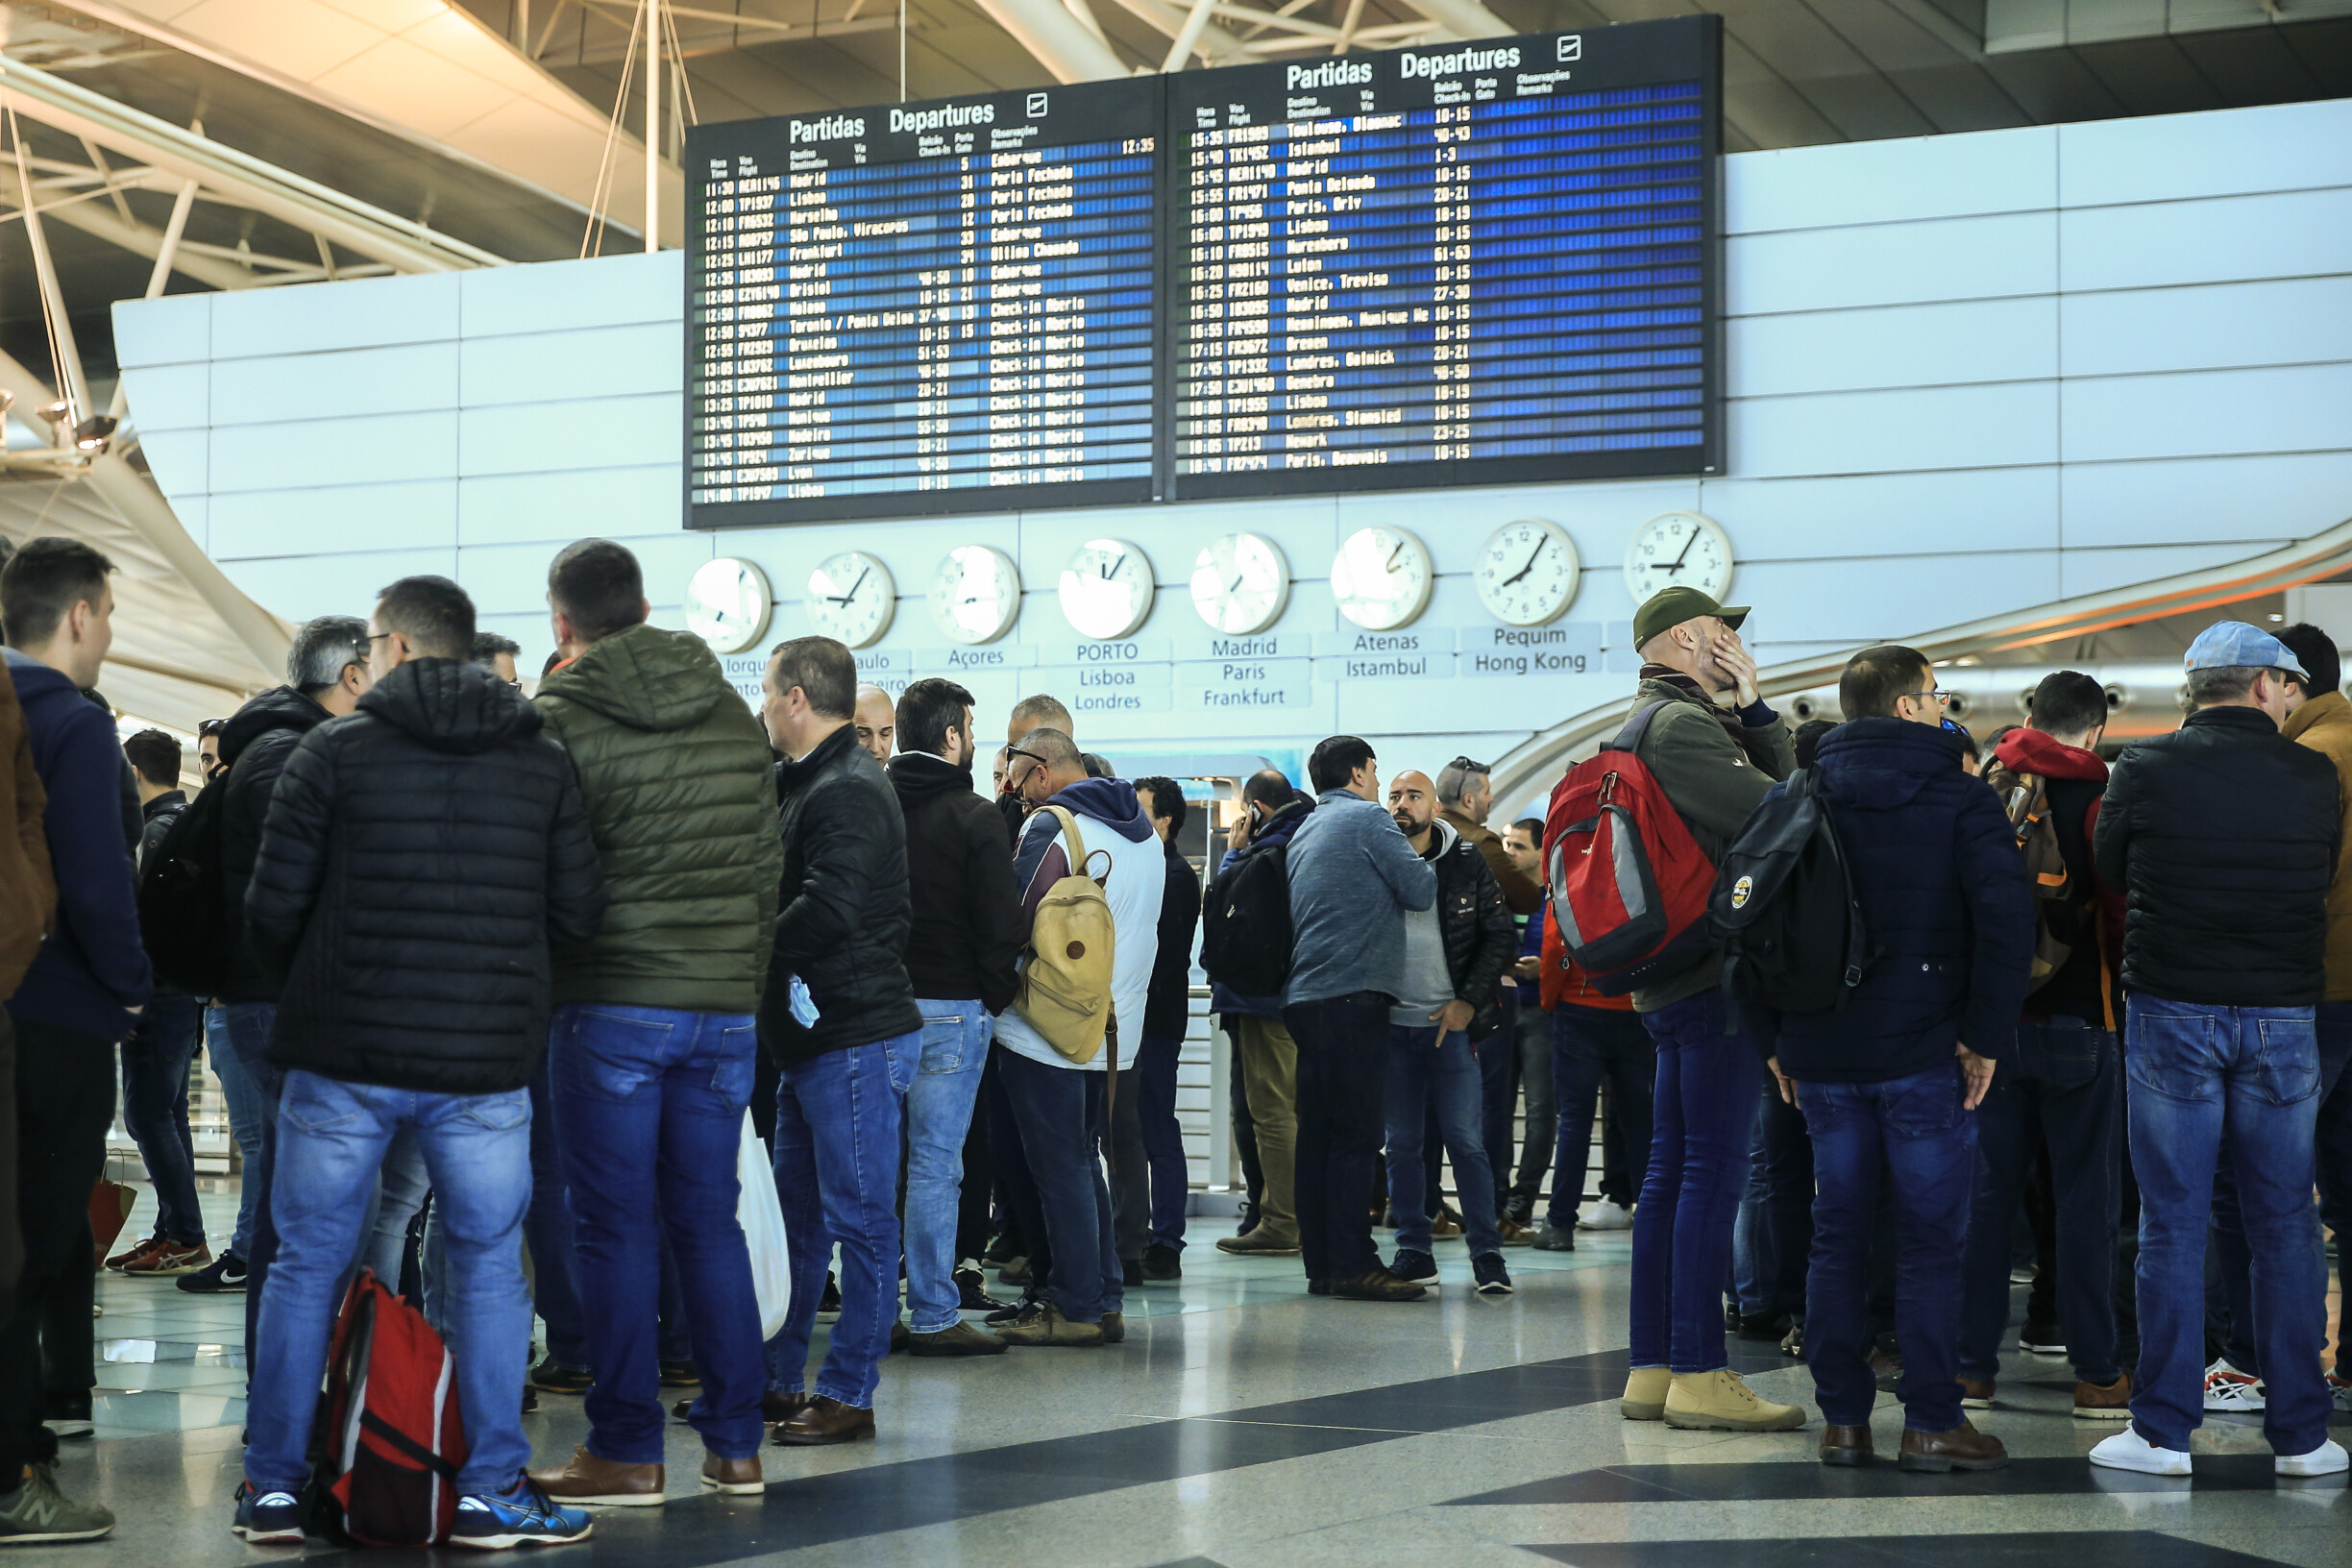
left=39, top=1392, right=91, bottom=1441
left=1531, top=1224, right=1577, bottom=1252
left=983, top=1232, right=1021, bottom=1265
left=1391, top=1248, right=1438, bottom=1286
left=985, top=1289, right=1042, bottom=1327
left=2020, top=1321, right=2067, bottom=1356
left=530, top=1359, right=594, bottom=1394
left=1473, top=1254, right=1513, bottom=1295
left=1141, top=1242, right=1182, bottom=1282
left=1121, top=1257, right=1145, bottom=1289
left=817, top=1271, right=842, bottom=1322
left=954, top=1262, right=1010, bottom=1312
left=176, top=1251, right=248, bottom=1294
left=1737, top=1311, right=1791, bottom=1341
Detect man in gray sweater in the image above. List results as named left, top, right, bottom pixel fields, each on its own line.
left=1283, top=735, right=1437, bottom=1301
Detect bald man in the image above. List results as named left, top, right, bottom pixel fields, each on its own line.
left=1379, top=768, right=1518, bottom=1295
left=853, top=684, right=895, bottom=764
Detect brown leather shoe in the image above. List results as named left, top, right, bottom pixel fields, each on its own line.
left=771, top=1395, right=875, bottom=1447
left=1329, top=1268, right=1428, bottom=1302
left=675, top=1390, right=811, bottom=1423
left=2073, top=1371, right=2132, bottom=1421
left=528, top=1445, right=666, bottom=1506
left=699, top=1452, right=763, bottom=1495
left=1959, top=1377, right=1996, bottom=1410
left=1899, top=1419, right=2008, bottom=1473
left=1820, top=1424, right=1873, bottom=1467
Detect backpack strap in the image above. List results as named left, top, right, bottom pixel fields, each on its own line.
left=1605, top=699, right=1674, bottom=756
left=1040, top=804, right=1109, bottom=884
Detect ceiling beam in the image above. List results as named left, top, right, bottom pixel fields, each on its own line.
left=1395, top=0, right=1511, bottom=41
left=967, top=0, right=1136, bottom=81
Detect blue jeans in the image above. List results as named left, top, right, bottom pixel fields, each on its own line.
left=1383, top=1025, right=1504, bottom=1256
left=356, top=1128, right=431, bottom=1286
left=997, top=1048, right=1121, bottom=1323
left=523, top=1055, right=590, bottom=1371
left=1798, top=1061, right=1976, bottom=1431
left=905, top=1001, right=992, bottom=1333
left=118, top=992, right=206, bottom=1246
left=247, top=1070, right=532, bottom=1499
left=2125, top=994, right=2330, bottom=1458
left=1959, top=1017, right=2121, bottom=1384
left=1549, top=1004, right=1655, bottom=1228
left=206, top=1006, right=266, bottom=1258
left=1629, top=988, right=1756, bottom=1374
left=219, top=1001, right=285, bottom=1375
left=1733, top=1079, right=1813, bottom=1323
left=767, top=1035, right=912, bottom=1408
left=1136, top=1032, right=1188, bottom=1250
left=551, top=1004, right=765, bottom=1463
left=1478, top=1001, right=1517, bottom=1206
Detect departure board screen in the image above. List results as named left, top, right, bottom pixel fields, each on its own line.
left=685, top=81, right=1162, bottom=526
left=1166, top=16, right=1721, bottom=500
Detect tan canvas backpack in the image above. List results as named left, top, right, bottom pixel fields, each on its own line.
left=1013, top=806, right=1118, bottom=1065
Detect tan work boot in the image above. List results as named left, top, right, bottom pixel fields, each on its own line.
left=1663, top=1369, right=1806, bottom=1432
left=992, top=1301, right=1105, bottom=1347
left=1622, top=1366, right=1672, bottom=1421
left=699, top=1453, right=763, bottom=1495
left=528, top=1445, right=665, bottom=1507
left=1215, top=1227, right=1301, bottom=1256
left=2072, top=1372, right=2131, bottom=1421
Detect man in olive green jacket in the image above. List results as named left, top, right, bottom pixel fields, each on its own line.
left=527, top=540, right=783, bottom=1506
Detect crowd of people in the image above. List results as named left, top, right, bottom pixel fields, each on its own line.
left=0, top=537, right=2343, bottom=1546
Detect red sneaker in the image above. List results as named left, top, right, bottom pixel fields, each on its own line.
left=104, top=1235, right=165, bottom=1272
left=122, top=1241, right=212, bottom=1277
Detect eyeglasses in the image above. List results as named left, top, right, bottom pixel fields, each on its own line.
left=1898, top=689, right=1953, bottom=706
left=1446, top=755, right=1491, bottom=774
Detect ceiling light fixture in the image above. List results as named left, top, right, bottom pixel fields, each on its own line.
left=36, top=399, right=69, bottom=425
left=72, top=415, right=116, bottom=454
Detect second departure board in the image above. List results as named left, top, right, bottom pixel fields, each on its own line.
left=686, top=81, right=1162, bottom=526
left=1167, top=15, right=1720, bottom=500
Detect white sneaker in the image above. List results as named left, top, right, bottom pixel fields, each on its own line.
left=2202, top=1359, right=2266, bottom=1413
left=2327, top=1372, right=2352, bottom=1414
left=1577, top=1201, right=1633, bottom=1232
left=2277, top=1439, right=2349, bottom=1478
left=2090, top=1429, right=2192, bottom=1476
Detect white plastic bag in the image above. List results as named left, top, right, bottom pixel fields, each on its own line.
left=736, top=1110, right=790, bottom=1340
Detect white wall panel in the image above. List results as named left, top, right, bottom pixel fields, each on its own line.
left=1694, top=467, right=2060, bottom=559
left=2061, top=278, right=2352, bottom=378
left=459, top=253, right=678, bottom=338
left=209, top=480, right=459, bottom=562
left=1727, top=212, right=2056, bottom=315
left=2061, top=452, right=2352, bottom=549
left=459, top=323, right=681, bottom=408
left=228, top=547, right=460, bottom=623
left=2058, top=99, right=2352, bottom=208
left=1725, top=126, right=2055, bottom=234
left=110, top=293, right=209, bottom=371
left=1728, top=298, right=2056, bottom=398
left=2062, top=363, right=2352, bottom=464
left=210, top=410, right=459, bottom=494
left=1732, top=551, right=2062, bottom=645
left=210, top=343, right=459, bottom=426
left=455, top=395, right=679, bottom=478
left=456, top=467, right=682, bottom=547
left=2059, top=188, right=2352, bottom=293
left=209, top=274, right=460, bottom=360
left=124, top=363, right=209, bottom=433
left=1729, top=382, right=2059, bottom=478
left=2060, top=540, right=2288, bottom=600
left=136, top=430, right=209, bottom=507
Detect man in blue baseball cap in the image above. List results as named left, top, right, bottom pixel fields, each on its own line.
left=2091, top=620, right=2344, bottom=1478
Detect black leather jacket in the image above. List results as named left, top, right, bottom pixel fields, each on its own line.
left=764, top=723, right=922, bottom=1062
left=1428, top=821, right=1517, bottom=1041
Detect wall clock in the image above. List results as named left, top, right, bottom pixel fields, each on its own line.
left=1330, top=526, right=1433, bottom=632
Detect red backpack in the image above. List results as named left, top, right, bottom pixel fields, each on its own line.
left=1542, top=701, right=1718, bottom=997
left=308, top=1269, right=469, bottom=1548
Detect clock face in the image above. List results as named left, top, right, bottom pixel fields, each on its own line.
left=1475, top=519, right=1580, bottom=627
left=683, top=557, right=773, bottom=654
left=1189, top=532, right=1289, bottom=636
left=1057, top=538, right=1155, bottom=641
left=1330, top=526, right=1433, bottom=632
left=929, top=545, right=1022, bottom=646
left=803, top=551, right=894, bottom=649
left=1624, top=511, right=1734, bottom=604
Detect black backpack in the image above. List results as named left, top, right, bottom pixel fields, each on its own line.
left=1710, top=769, right=1873, bottom=1017
left=137, top=779, right=232, bottom=993
left=1199, top=837, right=1294, bottom=999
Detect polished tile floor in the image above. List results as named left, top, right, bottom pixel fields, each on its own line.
left=49, top=1184, right=2352, bottom=1567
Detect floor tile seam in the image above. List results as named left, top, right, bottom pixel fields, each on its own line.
left=1176, top=1415, right=1567, bottom=1441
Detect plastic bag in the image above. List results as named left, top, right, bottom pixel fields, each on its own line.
left=736, top=1111, right=790, bottom=1340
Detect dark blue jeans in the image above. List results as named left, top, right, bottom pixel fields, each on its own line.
left=1479, top=997, right=1517, bottom=1202
left=551, top=1004, right=766, bottom=1464
left=220, top=1000, right=285, bottom=1379
left=2125, top=994, right=2329, bottom=1458
left=767, top=1034, right=913, bottom=1409
left=1383, top=1025, right=1504, bottom=1256
left=118, top=992, right=206, bottom=1246
left=1959, top=1017, right=2120, bottom=1384
left=1733, top=1079, right=1813, bottom=1323
left=1284, top=992, right=1392, bottom=1285
left=1798, top=1060, right=1976, bottom=1432
left=997, top=1049, right=1120, bottom=1323
left=1629, top=989, right=1758, bottom=1374
left=206, top=1006, right=266, bottom=1258
left=1135, top=1032, right=1188, bottom=1250
left=1549, top=1004, right=1655, bottom=1229
left=523, top=1055, right=589, bottom=1371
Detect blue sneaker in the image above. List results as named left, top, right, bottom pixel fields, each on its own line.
left=231, top=1481, right=304, bottom=1545
left=451, top=1481, right=593, bottom=1550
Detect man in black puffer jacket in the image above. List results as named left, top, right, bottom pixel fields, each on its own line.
left=2092, top=621, right=2342, bottom=1481
left=236, top=576, right=606, bottom=1549
left=759, top=636, right=922, bottom=1444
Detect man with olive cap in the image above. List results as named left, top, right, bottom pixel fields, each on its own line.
left=1611, top=586, right=1805, bottom=1435
left=2091, top=621, right=2345, bottom=1478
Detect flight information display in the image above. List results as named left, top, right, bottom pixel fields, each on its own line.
left=685, top=81, right=1162, bottom=526
left=1167, top=15, right=1721, bottom=499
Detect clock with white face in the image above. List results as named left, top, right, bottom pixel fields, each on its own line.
left=803, top=551, right=894, bottom=649
left=1189, top=532, right=1289, bottom=636
left=1057, top=538, right=1155, bottom=641
left=683, top=557, right=772, bottom=654
left=1476, top=519, right=1580, bottom=627
left=1624, top=511, right=1734, bottom=604
left=1330, top=526, right=1433, bottom=632
left=930, top=545, right=1022, bottom=645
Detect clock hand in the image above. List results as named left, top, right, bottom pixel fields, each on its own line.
left=1661, top=528, right=1699, bottom=576
left=1101, top=554, right=1126, bottom=581
left=1384, top=541, right=1404, bottom=572
left=844, top=567, right=869, bottom=602
left=1227, top=575, right=1244, bottom=597
left=1502, top=541, right=1545, bottom=587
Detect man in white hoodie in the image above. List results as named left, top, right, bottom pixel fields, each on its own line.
left=992, top=727, right=1164, bottom=1347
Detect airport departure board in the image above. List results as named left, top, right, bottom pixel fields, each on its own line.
left=682, top=15, right=1719, bottom=528
left=685, top=80, right=1162, bottom=526
left=1168, top=16, right=1720, bottom=499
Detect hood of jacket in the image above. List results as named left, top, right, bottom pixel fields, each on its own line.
left=536, top=623, right=729, bottom=734
left=1049, top=775, right=1154, bottom=843
left=220, top=684, right=332, bottom=769
left=1415, top=817, right=1459, bottom=859
left=2285, top=688, right=2352, bottom=747
left=1994, top=726, right=2109, bottom=783
left=0, top=649, right=75, bottom=716
left=1813, top=717, right=1967, bottom=810
left=889, top=749, right=977, bottom=807
left=1253, top=794, right=1313, bottom=852
left=357, top=658, right=543, bottom=755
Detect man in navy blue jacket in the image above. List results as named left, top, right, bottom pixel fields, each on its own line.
left=1770, top=645, right=2033, bottom=1476
left=0, top=539, right=151, bottom=1545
